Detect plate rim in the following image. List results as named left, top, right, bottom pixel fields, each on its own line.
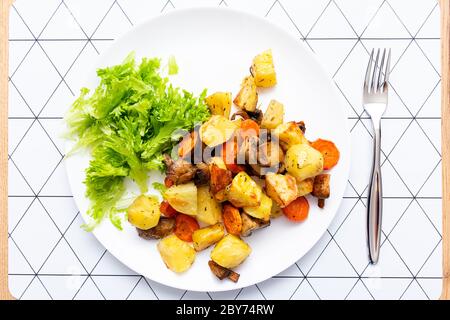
left=64, top=6, right=352, bottom=292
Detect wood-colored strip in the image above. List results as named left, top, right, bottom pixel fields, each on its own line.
left=0, top=0, right=448, bottom=300
left=441, top=0, right=450, bottom=301
left=0, top=0, right=13, bottom=301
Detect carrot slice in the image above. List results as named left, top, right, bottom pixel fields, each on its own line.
left=239, top=119, right=260, bottom=139
left=222, top=204, right=242, bottom=236
left=159, top=200, right=178, bottom=218
left=178, top=131, right=198, bottom=159
left=222, top=140, right=246, bottom=174
left=282, top=197, right=310, bottom=222
left=174, top=214, right=199, bottom=242
left=311, top=138, right=340, bottom=170
left=164, top=177, right=174, bottom=188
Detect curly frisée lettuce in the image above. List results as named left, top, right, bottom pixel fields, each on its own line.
left=65, top=53, right=210, bottom=231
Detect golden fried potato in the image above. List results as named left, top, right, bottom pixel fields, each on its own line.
left=261, top=100, right=284, bottom=130
left=210, top=234, right=251, bottom=269
left=285, top=144, right=324, bottom=182
left=165, top=182, right=197, bottom=216
left=205, top=92, right=232, bottom=119
left=127, top=195, right=161, bottom=230
left=200, top=115, right=238, bottom=147
left=273, top=122, right=308, bottom=147
left=297, top=178, right=314, bottom=197
left=226, top=172, right=262, bottom=207
left=197, top=186, right=222, bottom=225
left=157, top=234, right=196, bottom=273
left=192, top=224, right=225, bottom=251
left=243, top=192, right=272, bottom=221
left=233, top=76, right=258, bottom=112
left=251, top=49, right=277, bottom=88
left=265, top=173, right=298, bottom=208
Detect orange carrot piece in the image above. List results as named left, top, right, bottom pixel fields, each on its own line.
left=174, top=214, right=199, bottom=242
left=282, top=197, right=310, bottom=222
left=311, top=138, right=340, bottom=170
left=239, top=119, right=260, bottom=139
left=159, top=200, right=179, bottom=218
left=222, top=204, right=242, bottom=236
left=222, top=140, right=246, bottom=174
left=178, top=131, right=198, bottom=159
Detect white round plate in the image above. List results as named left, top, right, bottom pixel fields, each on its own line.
left=65, top=7, right=351, bottom=292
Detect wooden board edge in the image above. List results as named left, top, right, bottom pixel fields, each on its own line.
left=0, top=0, right=13, bottom=301
left=441, top=0, right=450, bottom=301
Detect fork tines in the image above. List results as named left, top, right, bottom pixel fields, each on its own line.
left=364, top=48, right=391, bottom=95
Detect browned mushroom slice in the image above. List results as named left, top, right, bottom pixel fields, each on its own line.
left=194, top=162, right=210, bottom=186
left=136, top=217, right=175, bottom=240
left=163, top=154, right=196, bottom=185
left=312, top=174, right=330, bottom=208
left=240, top=212, right=270, bottom=237
left=247, top=109, right=263, bottom=125
left=230, top=110, right=250, bottom=121
left=296, top=121, right=306, bottom=134
left=208, top=260, right=240, bottom=283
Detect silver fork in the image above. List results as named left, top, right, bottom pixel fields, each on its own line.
left=363, top=48, right=391, bottom=264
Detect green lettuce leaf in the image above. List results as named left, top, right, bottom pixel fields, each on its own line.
left=66, top=52, right=209, bottom=230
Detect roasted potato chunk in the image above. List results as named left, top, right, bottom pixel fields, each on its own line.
left=165, top=182, right=198, bottom=216
left=273, top=122, right=308, bottom=148
left=285, top=144, right=324, bottom=182
left=233, top=76, right=258, bottom=112
left=265, top=173, right=298, bottom=208
left=243, top=192, right=272, bottom=221
left=127, top=195, right=161, bottom=230
left=227, top=172, right=262, bottom=207
left=251, top=49, right=277, bottom=88
left=210, top=234, right=251, bottom=269
left=261, top=100, right=284, bottom=129
left=200, top=115, right=238, bottom=147
left=157, top=234, right=196, bottom=273
left=241, top=212, right=270, bottom=237
left=210, top=163, right=232, bottom=202
left=205, top=92, right=232, bottom=119
left=197, top=186, right=222, bottom=225
left=192, top=224, right=225, bottom=251
left=297, top=178, right=314, bottom=197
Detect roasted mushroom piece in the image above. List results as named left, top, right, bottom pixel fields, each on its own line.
left=194, top=162, right=210, bottom=186
left=231, top=109, right=263, bottom=125
left=297, top=121, right=306, bottom=134
left=247, top=109, right=263, bottom=125
left=208, top=260, right=240, bottom=283
left=240, top=212, right=270, bottom=237
left=136, top=217, right=175, bottom=240
left=231, top=110, right=250, bottom=121
left=163, top=154, right=196, bottom=185
left=312, top=174, right=330, bottom=208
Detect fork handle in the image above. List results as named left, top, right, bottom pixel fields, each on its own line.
left=367, top=122, right=382, bottom=264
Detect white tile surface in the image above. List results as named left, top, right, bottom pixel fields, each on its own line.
left=8, top=0, right=442, bottom=300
